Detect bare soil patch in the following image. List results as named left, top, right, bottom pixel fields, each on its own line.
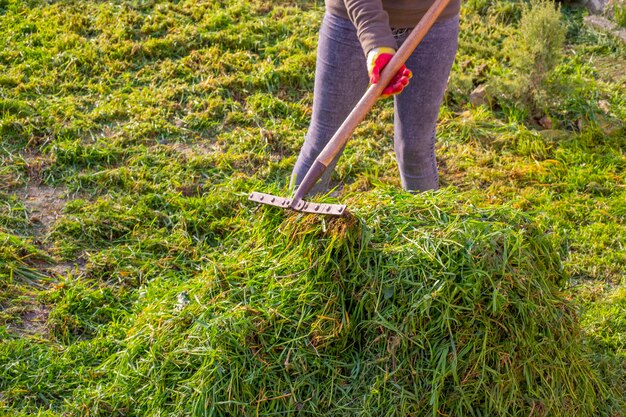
left=17, top=182, right=68, bottom=239
left=14, top=303, right=50, bottom=338
left=8, top=177, right=86, bottom=338
left=165, top=141, right=221, bottom=159
left=16, top=182, right=88, bottom=274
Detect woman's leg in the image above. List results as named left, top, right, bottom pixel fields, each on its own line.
left=393, top=16, right=459, bottom=191
left=290, top=13, right=370, bottom=195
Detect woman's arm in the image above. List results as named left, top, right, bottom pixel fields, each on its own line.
left=343, top=0, right=396, bottom=55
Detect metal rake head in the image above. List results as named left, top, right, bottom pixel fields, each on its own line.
left=248, top=192, right=346, bottom=216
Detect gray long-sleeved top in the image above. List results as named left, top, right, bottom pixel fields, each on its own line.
left=326, top=0, right=461, bottom=54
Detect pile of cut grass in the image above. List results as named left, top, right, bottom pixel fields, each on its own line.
left=68, top=189, right=611, bottom=416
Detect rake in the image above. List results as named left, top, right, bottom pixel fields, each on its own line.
left=249, top=0, right=452, bottom=216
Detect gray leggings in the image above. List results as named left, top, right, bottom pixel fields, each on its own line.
left=291, top=12, right=459, bottom=194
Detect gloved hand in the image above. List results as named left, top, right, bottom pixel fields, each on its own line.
left=367, top=47, right=412, bottom=98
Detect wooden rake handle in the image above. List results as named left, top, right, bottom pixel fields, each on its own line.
left=291, top=0, right=453, bottom=207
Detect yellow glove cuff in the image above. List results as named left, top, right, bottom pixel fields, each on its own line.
left=366, top=47, right=396, bottom=75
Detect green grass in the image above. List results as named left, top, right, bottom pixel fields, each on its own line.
left=63, top=192, right=610, bottom=416
left=1, top=0, right=625, bottom=415
left=614, top=2, right=626, bottom=28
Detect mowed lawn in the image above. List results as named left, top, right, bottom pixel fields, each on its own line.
left=1, top=0, right=625, bottom=415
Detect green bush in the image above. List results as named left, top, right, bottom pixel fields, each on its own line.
left=492, top=0, right=566, bottom=115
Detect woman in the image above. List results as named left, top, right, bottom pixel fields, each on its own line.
left=290, top=0, right=461, bottom=195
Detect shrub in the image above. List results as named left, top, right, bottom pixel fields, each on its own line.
left=492, top=0, right=566, bottom=116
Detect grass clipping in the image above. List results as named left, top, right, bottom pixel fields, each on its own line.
left=85, top=190, right=607, bottom=416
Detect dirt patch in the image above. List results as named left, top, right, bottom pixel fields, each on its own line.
left=14, top=151, right=68, bottom=238
left=17, top=184, right=89, bottom=277
left=166, top=141, right=221, bottom=159
left=48, top=260, right=87, bottom=277
left=8, top=174, right=86, bottom=338
left=17, top=182, right=68, bottom=238
left=15, top=303, right=51, bottom=338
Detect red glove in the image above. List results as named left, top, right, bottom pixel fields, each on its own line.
left=367, top=47, right=412, bottom=98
